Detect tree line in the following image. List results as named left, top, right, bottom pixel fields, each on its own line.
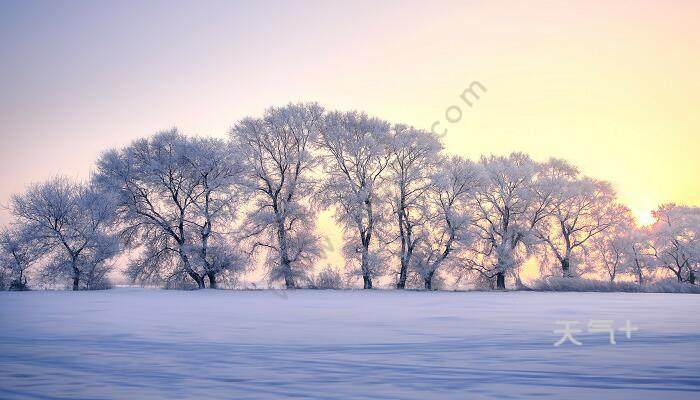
left=1, top=103, right=698, bottom=291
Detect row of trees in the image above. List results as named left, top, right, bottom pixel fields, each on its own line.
left=1, top=103, right=698, bottom=291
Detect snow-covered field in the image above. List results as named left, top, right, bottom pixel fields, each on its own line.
left=0, top=288, right=698, bottom=399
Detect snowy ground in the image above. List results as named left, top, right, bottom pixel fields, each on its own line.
left=0, top=288, right=698, bottom=399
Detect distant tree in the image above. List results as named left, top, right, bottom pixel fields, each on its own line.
left=0, top=226, right=44, bottom=290
left=648, top=204, right=700, bottom=283
left=386, top=125, right=442, bottom=289
left=534, top=159, right=624, bottom=277
left=467, top=153, right=547, bottom=289
left=413, top=156, right=481, bottom=289
left=231, top=103, right=324, bottom=288
left=10, top=177, right=119, bottom=290
left=592, top=223, right=630, bottom=283
left=590, top=212, right=658, bottom=284
left=626, top=228, right=654, bottom=285
left=318, top=111, right=392, bottom=289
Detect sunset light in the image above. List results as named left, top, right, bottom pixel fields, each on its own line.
left=1, top=1, right=699, bottom=399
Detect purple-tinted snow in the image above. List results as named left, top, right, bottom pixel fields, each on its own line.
left=1, top=288, right=698, bottom=399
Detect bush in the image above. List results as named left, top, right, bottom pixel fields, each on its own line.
left=531, top=276, right=700, bottom=294
left=9, top=279, right=30, bottom=291
left=645, top=279, right=700, bottom=294
left=532, top=277, right=643, bottom=292
left=311, top=266, right=345, bottom=289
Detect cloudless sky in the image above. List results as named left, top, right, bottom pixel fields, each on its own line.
left=1, top=0, right=699, bottom=230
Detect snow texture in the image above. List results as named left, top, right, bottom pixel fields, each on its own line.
left=1, top=288, right=698, bottom=399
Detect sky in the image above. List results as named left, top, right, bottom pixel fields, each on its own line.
left=1, top=0, right=698, bottom=231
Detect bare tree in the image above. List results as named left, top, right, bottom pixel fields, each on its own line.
left=467, top=153, right=547, bottom=289
left=414, top=156, right=481, bottom=289
left=318, top=111, right=392, bottom=289
left=534, top=159, right=624, bottom=277
left=95, top=130, right=245, bottom=289
left=648, top=204, right=700, bottom=283
left=626, top=228, right=654, bottom=285
left=10, top=177, right=119, bottom=290
left=387, top=125, right=442, bottom=289
left=230, top=103, right=324, bottom=288
left=0, top=226, right=45, bottom=290
left=182, top=137, right=247, bottom=288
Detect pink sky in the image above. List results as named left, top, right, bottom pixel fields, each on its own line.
left=2, top=0, right=699, bottom=229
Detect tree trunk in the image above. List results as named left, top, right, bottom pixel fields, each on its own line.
left=496, top=272, right=506, bottom=290
left=72, top=272, right=80, bottom=291
left=397, top=264, right=407, bottom=289
left=207, top=272, right=217, bottom=289
left=178, top=247, right=206, bottom=289
left=284, top=274, right=295, bottom=289
left=276, top=217, right=295, bottom=289
left=362, top=274, right=373, bottom=289
left=635, top=261, right=644, bottom=285
left=424, top=271, right=434, bottom=290
left=561, top=258, right=572, bottom=277
left=71, top=258, right=80, bottom=291
left=361, top=244, right=372, bottom=289
left=688, top=270, right=696, bottom=285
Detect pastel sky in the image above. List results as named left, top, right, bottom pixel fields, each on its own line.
left=1, top=0, right=699, bottom=230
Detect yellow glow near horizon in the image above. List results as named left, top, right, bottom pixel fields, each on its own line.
left=0, top=1, right=698, bottom=235
left=632, top=209, right=655, bottom=227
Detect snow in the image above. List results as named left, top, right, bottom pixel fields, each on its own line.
left=1, top=288, right=698, bottom=399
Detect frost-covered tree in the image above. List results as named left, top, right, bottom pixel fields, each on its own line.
left=10, top=177, right=119, bottom=290
left=648, top=204, right=700, bottom=283
left=386, top=125, right=442, bottom=289
left=534, top=159, right=624, bottom=277
left=181, top=137, right=247, bottom=288
left=0, top=226, right=44, bottom=290
left=592, top=224, right=630, bottom=283
left=626, top=228, right=654, bottom=285
left=230, top=103, right=324, bottom=288
left=95, top=130, right=246, bottom=289
left=590, top=212, right=656, bottom=284
left=413, top=156, right=481, bottom=289
left=318, top=111, right=392, bottom=289
left=467, top=153, right=547, bottom=289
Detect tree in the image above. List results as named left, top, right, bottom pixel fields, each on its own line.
left=468, top=153, right=547, bottom=289
left=386, top=125, right=442, bottom=289
left=413, top=156, right=481, bottom=289
left=648, top=204, right=700, bottom=283
left=0, top=226, right=44, bottom=290
left=318, top=111, right=393, bottom=289
left=534, top=159, right=624, bottom=277
left=592, top=227, right=628, bottom=283
left=626, top=228, right=654, bottom=285
left=10, top=177, right=119, bottom=290
left=95, top=130, right=245, bottom=289
left=181, top=137, right=247, bottom=288
left=230, top=103, right=324, bottom=288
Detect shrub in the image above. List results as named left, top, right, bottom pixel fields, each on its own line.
left=531, top=276, right=700, bottom=293
left=9, top=279, right=30, bottom=291
left=311, top=266, right=345, bottom=289
left=532, top=277, right=643, bottom=292
left=645, top=279, right=700, bottom=294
